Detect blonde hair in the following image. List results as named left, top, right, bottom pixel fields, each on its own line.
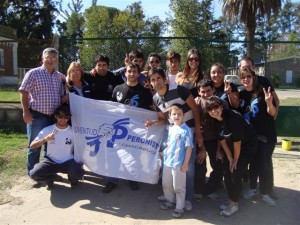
left=66, top=62, right=84, bottom=85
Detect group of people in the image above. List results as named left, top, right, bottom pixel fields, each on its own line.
left=19, top=47, right=279, bottom=218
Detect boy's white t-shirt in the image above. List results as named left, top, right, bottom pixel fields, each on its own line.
left=35, top=124, right=74, bottom=163
left=163, top=123, right=193, bottom=169
left=168, top=72, right=177, bottom=86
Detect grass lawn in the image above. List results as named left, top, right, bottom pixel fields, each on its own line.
left=0, top=131, right=27, bottom=190
left=0, top=87, right=20, bottom=102
left=280, top=98, right=300, bottom=106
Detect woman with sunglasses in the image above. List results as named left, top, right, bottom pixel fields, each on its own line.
left=209, top=63, right=239, bottom=109
left=238, top=68, right=277, bottom=207
left=176, top=49, right=203, bottom=97
left=205, top=96, right=257, bottom=217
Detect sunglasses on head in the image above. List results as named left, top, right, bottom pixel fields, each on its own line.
left=188, top=57, right=199, bottom=62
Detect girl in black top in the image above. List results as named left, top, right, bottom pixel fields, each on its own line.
left=209, top=63, right=239, bottom=109
left=205, top=96, right=257, bottom=217
left=238, top=68, right=277, bottom=206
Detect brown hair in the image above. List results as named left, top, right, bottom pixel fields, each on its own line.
left=238, top=67, right=261, bottom=94
left=208, top=63, right=226, bottom=79
left=177, top=49, right=202, bottom=85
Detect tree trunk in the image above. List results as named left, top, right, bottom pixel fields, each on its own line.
left=246, top=13, right=256, bottom=58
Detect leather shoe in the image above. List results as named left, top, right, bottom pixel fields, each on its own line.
left=102, top=182, right=117, bottom=193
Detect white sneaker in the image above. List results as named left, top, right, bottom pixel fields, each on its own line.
left=157, top=195, right=166, bottom=201
left=261, top=194, right=276, bottom=207
left=219, top=203, right=228, bottom=211
left=220, top=204, right=239, bottom=217
left=243, top=189, right=258, bottom=199
left=184, top=200, right=192, bottom=211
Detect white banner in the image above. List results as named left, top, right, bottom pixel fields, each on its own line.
left=69, top=93, right=166, bottom=184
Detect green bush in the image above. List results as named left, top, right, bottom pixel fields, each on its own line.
left=271, top=74, right=280, bottom=88
left=295, top=78, right=300, bottom=88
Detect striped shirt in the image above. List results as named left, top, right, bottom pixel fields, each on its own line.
left=163, top=123, right=193, bottom=169
left=153, top=84, right=195, bottom=132
left=19, top=66, right=64, bottom=115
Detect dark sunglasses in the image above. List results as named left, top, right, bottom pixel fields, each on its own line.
left=188, top=57, right=199, bottom=62
left=56, top=114, right=71, bottom=120
left=240, top=75, right=253, bottom=80
left=206, top=105, right=220, bottom=112
left=150, top=60, right=160, bottom=64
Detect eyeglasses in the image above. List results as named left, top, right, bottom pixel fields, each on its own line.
left=188, top=57, right=199, bottom=62
left=150, top=60, right=160, bottom=64
left=44, top=56, right=58, bottom=61
left=240, top=75, right=253, bottom=80
left=206, top=105, right=220, bottom=112
left=56, top=114, right=71, bottom=120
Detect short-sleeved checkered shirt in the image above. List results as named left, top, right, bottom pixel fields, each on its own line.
left=19, top=66, right=64, bottom=115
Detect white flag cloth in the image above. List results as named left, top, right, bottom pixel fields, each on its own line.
left=69, top=93, right=166, bottom=184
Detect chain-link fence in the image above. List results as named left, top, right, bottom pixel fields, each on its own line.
left=0, top=37, right=299, bottom=103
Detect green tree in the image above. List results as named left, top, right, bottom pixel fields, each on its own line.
left=221, top=0, right=282, bottom=58
left=254, top=1, right=300, bottom=64
left=57, top=0, right=92, bottom=71
left=0, top=0, right=58, bottom=67
left=169, top=0, right=233, bottom=71
left=0, top=0, right=57, bottom=39
left=268, top=32, right=300, bottom=60
left=79, top=2, right=165, bottom=70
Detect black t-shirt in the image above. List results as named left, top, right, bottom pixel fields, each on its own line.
left=153, top=84, right=195, bottom=129
left=214, top=82, right=238, bottom=109
left=257, top=76, right=275, bottom=92
left=214, top=109, right=257, bottom=155
left=112, top=83, right=153, bottom=110
left=238, top=89, right=277, bottom=143
left=84, top=70, right=123, bottom=100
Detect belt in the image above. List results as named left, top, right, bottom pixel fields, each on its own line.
left=29, top=108, right=53, bottom=118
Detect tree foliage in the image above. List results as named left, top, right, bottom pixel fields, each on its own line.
left=0, top=0, right=57, bottom=39
left=168, top=0, right=235, bottom=71
left=268, top=32, right=300, bottom=60
left=78, top=2, right=166, bottom=70
left=221, top=0, right=282, bottom=58
left=0, top=0, right=59, bottom=68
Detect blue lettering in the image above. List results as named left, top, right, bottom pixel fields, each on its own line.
left=107, top=118, right=130, bottom=148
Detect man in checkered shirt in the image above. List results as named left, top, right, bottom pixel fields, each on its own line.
left=19, top=48, right=65, bottom=180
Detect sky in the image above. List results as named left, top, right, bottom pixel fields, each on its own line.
left=62, top=0, right=223, bottom=20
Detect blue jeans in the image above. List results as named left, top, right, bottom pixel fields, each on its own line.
left=186, top=146, right=195, bottom=202
left=30, top=157, right=84, bottom=183
left=26, top=110, right=53, bottom=175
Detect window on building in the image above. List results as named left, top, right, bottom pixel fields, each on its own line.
left=0, top=49, right=4, bottom=68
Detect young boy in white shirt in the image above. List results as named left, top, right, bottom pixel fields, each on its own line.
left=29, top=105, right=84, bottom=190
left=160, top=104, right=193, bottom=218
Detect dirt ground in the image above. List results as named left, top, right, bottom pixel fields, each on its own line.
left=0, top=143, right=299, bottom=225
